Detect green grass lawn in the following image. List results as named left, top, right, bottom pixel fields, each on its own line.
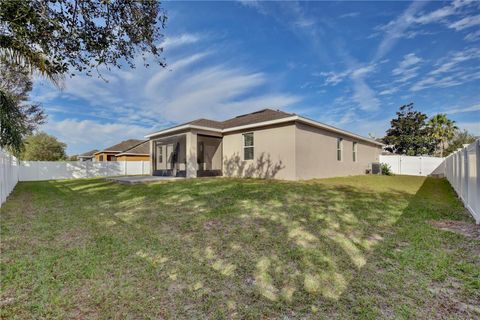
left=1, top=176, right=479, bottom=319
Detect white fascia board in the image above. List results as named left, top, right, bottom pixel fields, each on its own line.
left=145, top=124, right=222, bottom=138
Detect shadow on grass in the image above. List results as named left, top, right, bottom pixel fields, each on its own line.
left=3, top=176, right=476, bottom=318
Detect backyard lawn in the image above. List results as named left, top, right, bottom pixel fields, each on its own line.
left=1, top=176, right=479, bottom=319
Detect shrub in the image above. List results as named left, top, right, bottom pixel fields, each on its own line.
left=381, top=163, right=393, bottom=176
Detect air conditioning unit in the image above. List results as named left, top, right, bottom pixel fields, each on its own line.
left=371, top=162, right=381, bottom=175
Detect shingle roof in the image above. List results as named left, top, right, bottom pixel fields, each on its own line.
left=189, top=118, right=224, bottom=129
left=117, top=140, right=150, bottom=156
left=96, top=139, right=145, bottom=154
left=220, top=109, right=294, bottom=129
left=145, top=108, right=383, bottom=146
left=78, top=149, right=99, bottom=158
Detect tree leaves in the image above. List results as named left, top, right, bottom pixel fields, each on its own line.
left=0, top=0, right=167, bottom=79
left=383, top=103, right=437, bottom=156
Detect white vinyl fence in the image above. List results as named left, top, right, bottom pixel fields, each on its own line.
left=18, top=160, right=150, bottom=181
left=444, top=140, right=480, bottom=224
left=379, top=155, right=445, bottom=176
left=0, top=149, right=19, bottom=208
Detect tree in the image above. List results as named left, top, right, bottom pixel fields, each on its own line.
left=383, top=103, right=436, bottom=156
left=427, top=114, right=458, bottom=157
left=21, top=132, right=67, bottom=161
left=444, top=130, right=477, bottom=156
left=0, top=0, right=167, bottom=151
left=0, top=61, right=45, bottom=153
left=0, top=0, right=167, bottom=80
left=67, top=155, right=78, bottom=161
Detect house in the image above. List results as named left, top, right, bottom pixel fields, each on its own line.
left=77, top=149, right=99, bottom=161
left=94, top=139, right=147, bottom=161
left=145, top=109, right=383, bottom=180
left=115, top=140, right=150, bottom=161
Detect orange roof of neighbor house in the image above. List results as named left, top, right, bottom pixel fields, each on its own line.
left=95, top=139, right=145, bottom=155
left=116, top=140, right=150, bottom=156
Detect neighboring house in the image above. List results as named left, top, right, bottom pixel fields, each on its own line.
left=115, top=140, right=150, bottom=161
left=145, top=108, right=383, bottom=180
left=77, top=149, right=99, bottom=161
left=94, top=139, right=146, bottom=161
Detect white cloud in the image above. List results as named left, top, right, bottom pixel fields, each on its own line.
left=379, top=88, right=399, bottom=96
left=446, top=104, right=480, bottom=114
left=33, top=38, right=302, bottom=152
left=339, top=12, right=359, bottom=19
left=456, top=121, right=480, bottom=135
left=430, top=48, right=480, bottom=75
left=411, top=48, right=480, bottom=91
left=464, top=30, right=480, bottom=41
left=43, top=119, right=151, bottom=154
left=161, top=34, right=202, bottom=49
left=314, top=70, right=350, bottom=86
left=449, top=14, right=480, bottom=30
left=373, top=1, right=427, bottom=60
left=373, top=0, right=476, bottom=59
left=351, top=77, right=380, bottom=111
left=392, top=53, right=422, bottom=83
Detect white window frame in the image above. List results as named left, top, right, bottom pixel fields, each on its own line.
left=353, top=142, right=357, bottom=162
left=243, top=132, right=254, bottom=161
left=337, top=138, right=343, bottom=161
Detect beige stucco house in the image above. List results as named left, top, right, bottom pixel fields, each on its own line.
left=145, top=109, right=383, bottom=180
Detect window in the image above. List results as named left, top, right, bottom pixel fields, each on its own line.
left=99, top=155, right=103, bottom=161
left=243, top=132, right=254, bottom=160
left=353, top=142, right=357, bottom=162
left=157, top=145, right=163, bottom=163
left=337, top=138, right=343, bottom=161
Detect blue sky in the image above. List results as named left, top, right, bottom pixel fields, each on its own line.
left=32, top=0, right=480, bottom=155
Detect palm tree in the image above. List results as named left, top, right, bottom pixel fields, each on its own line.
left=427, top=114, right=458, bottom=157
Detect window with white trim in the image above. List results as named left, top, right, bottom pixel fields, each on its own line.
left=353, top=142, right=357, bottom=162
left=243, top=132, right=254, bottom=160
left=337, top=138, right=343, bottom=161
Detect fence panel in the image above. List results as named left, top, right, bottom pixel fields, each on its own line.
left=444, top=140, right=480, bottom=224
left=379, top=155, right=445, bottom=176
left=18, top=161, right=150, bottom=181
left=0, top=149, right=19, bottom=208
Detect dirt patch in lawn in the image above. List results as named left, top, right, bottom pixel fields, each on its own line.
left=429, top=220, right=480, bottom=240
left=428, top=280, right=480, bottom=318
